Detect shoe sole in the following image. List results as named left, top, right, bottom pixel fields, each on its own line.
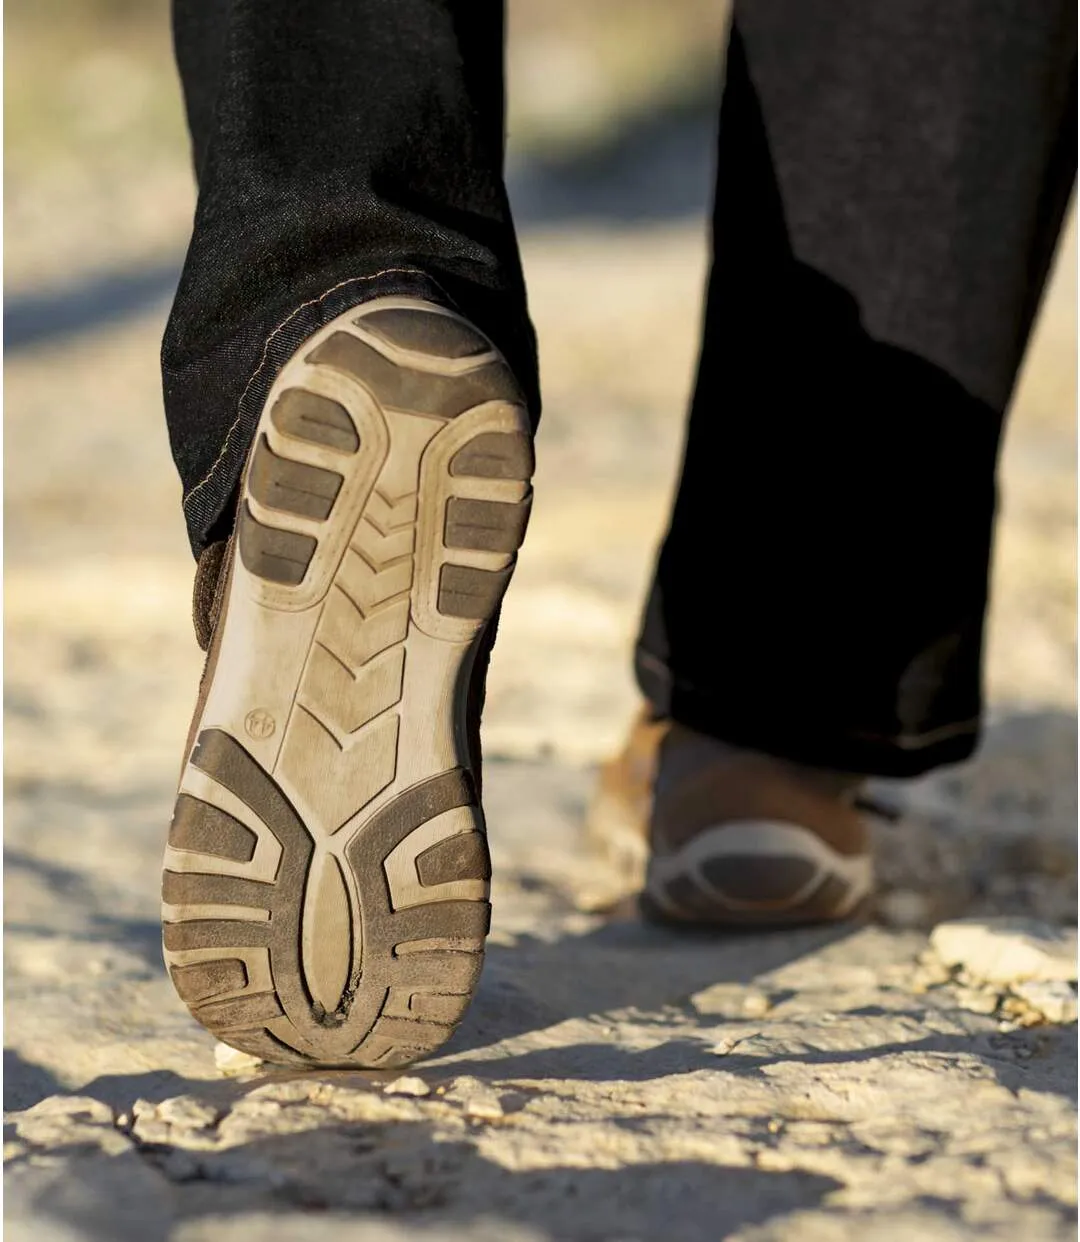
left=163, top=298, right=533, bottom=1068
left=642, top=820, right=873, bottom=927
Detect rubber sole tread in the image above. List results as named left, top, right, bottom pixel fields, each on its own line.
left=165, top=299, right=532, bottom=1068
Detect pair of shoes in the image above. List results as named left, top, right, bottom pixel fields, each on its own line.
left=164, top=298, right=871, bottom=1070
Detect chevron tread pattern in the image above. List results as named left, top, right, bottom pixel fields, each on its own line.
left=166, top=301, right=533, bottom=1068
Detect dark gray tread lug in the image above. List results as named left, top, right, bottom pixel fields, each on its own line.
left=449, top=431, right=534, bottom=480
left=169, top=795, right=256, bottom=863
left=189, top=729, right=301, bottom=839
left=170, top=958, right=248, bottom=1005
left=357, top=307, right=491, bottom=359
left=343, top=768, right=475, bottom=850
left=367, top=1015, right=453, bottom=1046
left=437, top=563, right=514, bottom=620
left=386, top=951, right=484, bottom=991
left=416, top=833, right=490, bottom=886
left=384, top=901, right=491, bottom=945
left=163, top=919, right=273, bottom=952
left=307, top=332, right=522, bottom=419
left=193, top=992, right=284, bottom=1031
left=444, top=495, right=531, bottom=554
left=248, top=434, right=343, bottom=521
left=237, top=501, right=317, bottom=585
left=162, top=870, right=272, bottom=907
left=271, top=388, right=359, bottom=453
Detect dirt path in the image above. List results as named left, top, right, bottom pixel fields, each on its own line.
left=5, top=191, right=1077, bottom=1241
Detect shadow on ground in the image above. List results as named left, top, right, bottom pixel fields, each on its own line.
left=4, top=844, right=166, bottom=974
left=441, top=918, right=850, bottom=1053
left=5, top=687, right=1077, bottom=1237
left=3, top=260, right=184, bottom=351
left=8, top=987, right=1075, bottom=1240
left=6, top=1107, right=839, bottom=1242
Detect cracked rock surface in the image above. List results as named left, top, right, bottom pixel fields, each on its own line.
left=6, top=728, right=1077, bottom=1242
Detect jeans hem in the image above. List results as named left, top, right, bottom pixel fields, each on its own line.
left=634, top=645, right=981, bottom=779
left=178, top=266, right=458, bottom=556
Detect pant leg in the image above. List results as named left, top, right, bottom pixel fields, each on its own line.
left=636, top=0, right=1076, bottom=778
left=164, top=0, right=536, bottom=556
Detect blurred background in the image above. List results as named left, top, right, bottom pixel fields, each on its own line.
left=5, top=0, right=1077, bottom=897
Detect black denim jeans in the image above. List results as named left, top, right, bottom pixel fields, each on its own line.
left=163, top=0, right=1076, bottom=779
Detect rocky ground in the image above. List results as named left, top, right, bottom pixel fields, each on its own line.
left=5, top=8, right=1078, bottom=1238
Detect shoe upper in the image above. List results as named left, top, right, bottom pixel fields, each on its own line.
left=192, top=538, right=231, bottom=651
left=589, top=712, right=873, bottom=925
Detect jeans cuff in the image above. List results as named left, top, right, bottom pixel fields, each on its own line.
left=634, top=644, right=980, bottom=779
left=178, top=267, right=455, bottom=556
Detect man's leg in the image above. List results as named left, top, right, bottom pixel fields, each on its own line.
left=162, top=0, right=536, bottom=1067
left=638, top=0, right=1076, bottom=779
left=599, top=0, right=1075, bottom=925
left=164, top=0, right=537, bottom=556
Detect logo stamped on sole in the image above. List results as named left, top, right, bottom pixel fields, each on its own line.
left=245, top=708, right=276, bottom=740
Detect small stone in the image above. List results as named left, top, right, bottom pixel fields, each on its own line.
left=444, top=1076, right=506, bottom=1121
left=246, top=1079, right=311, bottom=1104
left=710, top=1037, right=743, bottom=1056
left=465, top=1094, right=505, bottom=1121
left=155, top=1095, right=219, bottom=1130
left=1009, top=979, right=1078, bottom=1025
left=383, top=1076, right=431, bottom=1098
left=741, top=991, right=772, bottom=1018
left=214, top=1041, right=264, bottom=1075
left=929, top=918, right=1077, bottom=985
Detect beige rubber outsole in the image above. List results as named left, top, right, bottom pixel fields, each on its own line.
left=163, top=298, right=533, bottom=1068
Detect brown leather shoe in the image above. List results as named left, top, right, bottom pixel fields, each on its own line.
left=588, top=712, right=873, bottom=925
left=165, top=298, right=533, bottom=1068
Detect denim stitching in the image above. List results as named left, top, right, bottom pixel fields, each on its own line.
left=181, top=267, right=446, bottom=515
